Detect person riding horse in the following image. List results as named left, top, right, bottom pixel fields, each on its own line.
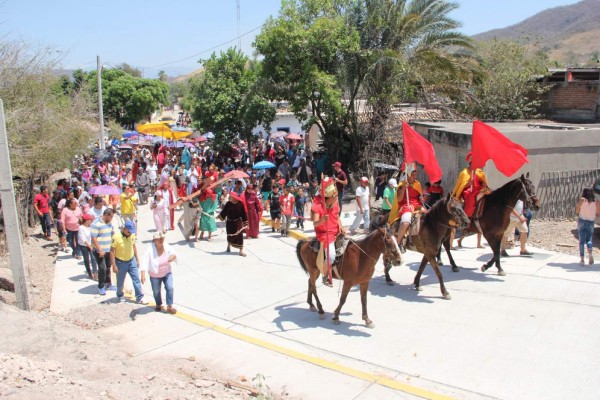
left=451, top=152, right=491, bottom=218
left=311, top=177, right=346, bottom=286
left=387, top=165, right=425, bottom=251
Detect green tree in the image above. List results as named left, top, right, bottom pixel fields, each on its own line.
left=158, top=70, right=168, bottom=82
left=459, top=39, right=549, bottom=120
left=187, top=48, right=275, bottom=159
left=82, top=68, right=169, bottom=126
left=116, top=62, right=142, bottom=77
left=255, top=0, right=475, bottom=172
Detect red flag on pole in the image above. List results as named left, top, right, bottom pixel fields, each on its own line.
left=471, top=121, right=528, bottom=176
left=402, top=121, right=442, bottom=183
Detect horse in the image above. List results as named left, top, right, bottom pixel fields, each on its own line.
left=295, top=225, right=402, bottom=328
left=379, top=194, right=470, bottom=299
left=453, top=173, right=540, bottom=276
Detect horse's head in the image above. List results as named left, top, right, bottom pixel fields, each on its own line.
left=520, top=173, right=540, bottom=211
left=379, top=225, right=402, bottom=266
left=446, top=194, right=470, bottom=228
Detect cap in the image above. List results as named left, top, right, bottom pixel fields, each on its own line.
left=152, top=232, right=165, bottom=240
left=279, top=178, right=286, bottom=186
left=154, top=191, right=163, bottom=197
left=123, top=220, right=136, bottom=234
left=360, top=176, right=368, bottom=183
left=333, top=161, right=342, bottom=168
left=122, top=182, right=129, bottom=187
left=82, top=214, right=94, bottom=221
left=388, top=178, right=398, bottom=188
left=465, top=151, right=473, bottom=162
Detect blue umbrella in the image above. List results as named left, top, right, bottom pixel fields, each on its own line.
left=201, top=132, right=215, bottom=139
left=253, top=160, right=276, bottom=170
left=122, top=131, right=138, bottom=139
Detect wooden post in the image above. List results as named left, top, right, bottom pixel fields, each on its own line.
left=0, top=99, right=31, bottom=310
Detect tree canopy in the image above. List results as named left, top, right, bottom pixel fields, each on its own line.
left=187, top=48, right=275, bottom=152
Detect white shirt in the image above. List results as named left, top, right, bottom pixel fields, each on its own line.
left=355, top=185, right=370, bottom=211
left=77, top=225, right=92, bottom=246
left=510, top=200, right=524, bottom=221
left=147, top=164, right=158, bottom=180
left=89, top=205, right=107, bottom=221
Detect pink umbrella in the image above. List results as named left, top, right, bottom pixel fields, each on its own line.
left=194, top=137, right=208, bottom=143
left=286, top=133, right=302, bottom=141
left=224, top=170, right=249, bottom=180
left=88, top=185, right=122, bottom=196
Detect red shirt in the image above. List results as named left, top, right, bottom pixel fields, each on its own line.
left=398, top=185, right=422, bottom=213
left=311, top=195, right=340, bottom=245
left=34, top=193, right=50, bottom=214
left=281, top=193, right=295, bottom=215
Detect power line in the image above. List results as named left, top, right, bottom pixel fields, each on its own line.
left=142, top=24, right=263, bottom=69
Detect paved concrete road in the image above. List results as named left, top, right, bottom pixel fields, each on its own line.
left=52, top=203, right=600, bottom=400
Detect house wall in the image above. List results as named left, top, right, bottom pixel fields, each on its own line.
left=548, top=81, right=600, bottom=121
left=252, top=113, right=306, bottom=138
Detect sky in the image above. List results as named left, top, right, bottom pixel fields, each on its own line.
left=0, top=0, right=580, bottom=77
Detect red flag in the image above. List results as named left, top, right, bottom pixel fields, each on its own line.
left=402, top=121, right=442, bottom=183
left=471, top=121, right=528, bottom=176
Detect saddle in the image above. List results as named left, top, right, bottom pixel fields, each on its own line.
left=473, top=188, right=492, bottom=219
left=308, top=234, right=349, bottom=279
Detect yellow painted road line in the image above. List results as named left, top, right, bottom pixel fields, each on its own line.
left=174, top=309, right=455, bottom=400
left=261, top=216, right=309, bottom=241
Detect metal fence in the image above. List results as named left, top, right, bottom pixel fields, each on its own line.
left=536, top=169, right=600, bottom=220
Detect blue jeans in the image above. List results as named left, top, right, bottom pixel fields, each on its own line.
left=79, top=245, right=98, bottom=277
left=578, top=218, right=595, bottom=257
left=66, top=229, right=81, bottom=256
left=350, top=209, right=371, bottom=231
left=150, top=273, right=174, bottom=307
left=38, top=213, right=52, bottom=237
left=115, top=258, right=144, bottom=301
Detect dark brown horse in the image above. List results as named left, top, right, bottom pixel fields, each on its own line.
left=381, top=194, right=470, bottom=299
left=296, top=226, right=402, bottom=328
left=462, top=173, right=540, bottom=275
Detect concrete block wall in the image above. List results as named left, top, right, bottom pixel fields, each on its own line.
left=548, top=81, right=599, bottom=120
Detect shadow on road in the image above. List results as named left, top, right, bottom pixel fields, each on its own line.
left=272, top=302, right=372, bottom=337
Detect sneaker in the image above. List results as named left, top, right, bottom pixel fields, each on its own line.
left=118, top=296, right=127, bottom=303
left=106, top=285, right=117, bottom=291
left=136, top=297, right=149, bottom=305
left=589, top=254, right=594, bottom=265
left=98, top=287, right=106, bottom=296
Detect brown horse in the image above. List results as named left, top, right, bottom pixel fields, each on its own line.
left=296, top=226, right=402, bottom=328
left=380, top=194, right=470, bottom=299
left=465, top=173, right=540, bottom=275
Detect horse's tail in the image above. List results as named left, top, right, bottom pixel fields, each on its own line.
left=296, top=240, right=309, bottom=275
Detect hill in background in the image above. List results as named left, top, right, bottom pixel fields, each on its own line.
left=473, top=0, right=600, bottom=66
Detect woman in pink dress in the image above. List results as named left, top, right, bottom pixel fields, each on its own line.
left=151, top=191, right=167, bottom=234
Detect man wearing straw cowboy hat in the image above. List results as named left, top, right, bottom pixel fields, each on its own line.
left=311, top=177, right=346, bottom=286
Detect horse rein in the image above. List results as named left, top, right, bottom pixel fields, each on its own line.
left=350, top=230, right=398, bottom=263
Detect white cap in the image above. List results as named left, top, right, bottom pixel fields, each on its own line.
left=360, top=176, right=369, bottom=182
left=388, top=178, right=398, bottom=188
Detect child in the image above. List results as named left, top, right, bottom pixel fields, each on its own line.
left=295, top=187, right=307, bottom=230
left=280, top=186, right=295, bottom=237
left=77, top=214, right=97, bottom=280
left=267, top=185, right=281, bottom=233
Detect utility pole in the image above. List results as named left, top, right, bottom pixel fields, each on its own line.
left=0, top=99, right=31, bottom=310
left=97, top=55, right=105, bottom=150
left=236, top=0, right=241, bottom=51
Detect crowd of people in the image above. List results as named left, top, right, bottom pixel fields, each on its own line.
left=31, top=122, right=599, bottom=310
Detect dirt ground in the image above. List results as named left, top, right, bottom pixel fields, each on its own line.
left=0, top=218, right=596, bottom=399
left=0, top=229, right=287, bottom=400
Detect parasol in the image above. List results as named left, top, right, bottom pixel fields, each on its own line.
left=285, top=133, right=302, bottom=141
left=88, top=185, right=122, bottom=196
left=225, top=170, right=249, bottom=180
left=253, top=160, right=276, bottom=170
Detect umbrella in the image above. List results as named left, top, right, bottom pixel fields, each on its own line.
left=286, top=133, right=302, bottom=141
left=271, top=131, right=288, bottom=139
left=225, top=170, right=249, bottom=180
left=193, top=137, right=207, bottom=143
left=137, top=122, right=174, bottom=139
left=253, top=160, right=276, bottom=170
left=121, top=131, right=138, bottom=139
left=171, top=126, right=193, bottom=140
left=201, top=132, right=215, bottom=140
left=118, top=144, right=133, bottom=150
left=88, top=185, right=121, bottom=196
left=165, top=140, right=185, bottom=148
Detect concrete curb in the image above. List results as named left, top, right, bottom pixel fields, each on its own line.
left=260, top=215, right=309, bottom=241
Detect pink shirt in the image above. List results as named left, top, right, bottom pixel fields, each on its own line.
left=579, top=200, right=597, bottom=221
left=150, top=252, right=172, bottom=278
left=60, top=207, right=82, bottom=231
